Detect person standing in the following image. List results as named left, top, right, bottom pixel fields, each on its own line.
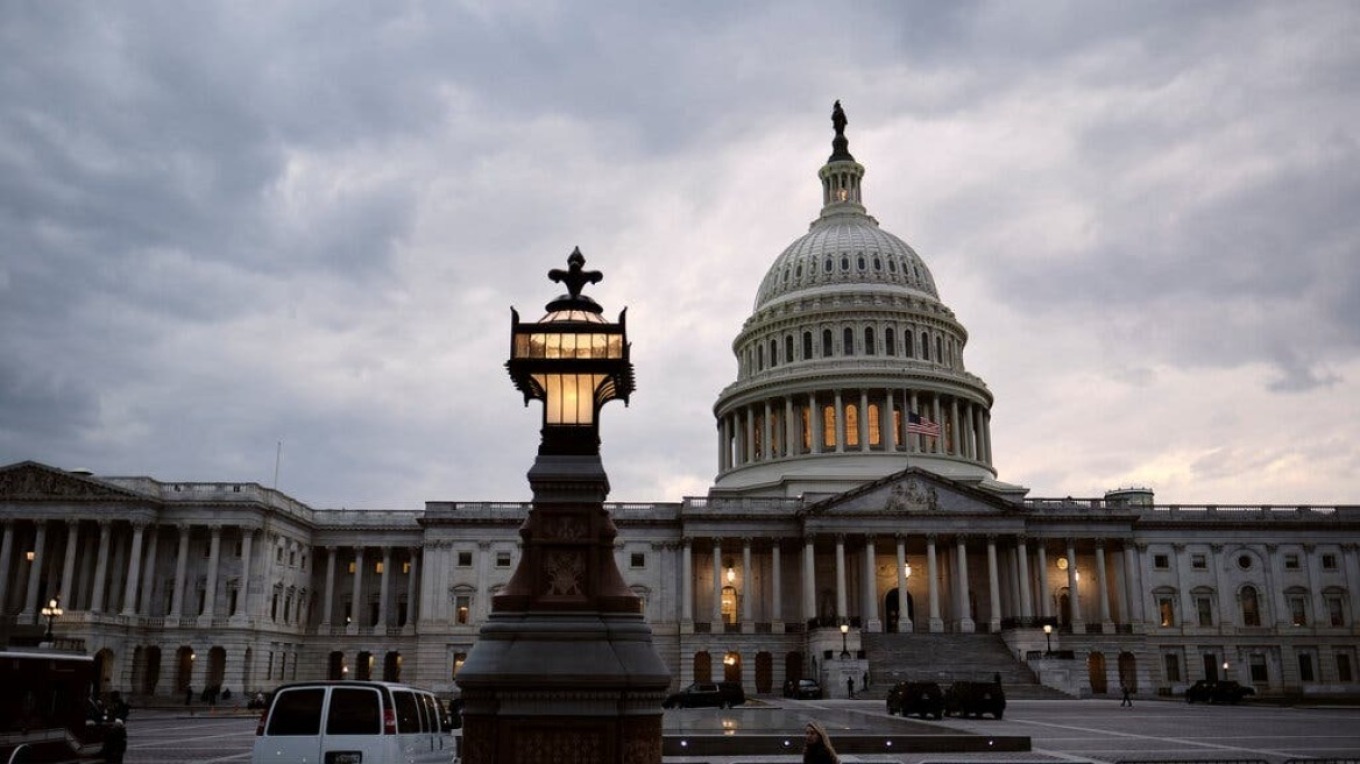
left=803, top=721, right=839, bottom=764
left=1120, top=683, right=1133, bottom=707
left=102, top=718, right=128, bottom=764
left=845, top=675, right=854, bottom=699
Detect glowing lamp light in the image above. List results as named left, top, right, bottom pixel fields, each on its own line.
left=903, top=562, right=912, bottom=578
left=507, top=248, right=633, bottom=456
left=41, top=596, right=63, bottom=641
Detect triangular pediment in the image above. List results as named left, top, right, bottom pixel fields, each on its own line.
left=803, top=467, right=1019, bottom=517
left=0, top=461, right=146, bottom=502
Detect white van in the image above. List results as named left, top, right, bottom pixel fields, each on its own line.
left=251, top=681, right=456, bottom=764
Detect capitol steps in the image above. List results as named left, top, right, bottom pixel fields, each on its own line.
left=862, top=631, right=1074, bottom=700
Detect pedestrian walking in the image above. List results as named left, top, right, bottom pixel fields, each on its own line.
left=803, top=720, right=839, bottom=764
left=1120, top=682, right=1133, bottom=707
left=846, top=675, right=854, bottom=698
left=184, top=685, right=193, bottom=707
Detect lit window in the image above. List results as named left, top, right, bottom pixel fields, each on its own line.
left=845, top=405, right=859, bottom=447
left=1158, top=597, right=1175, bottom=627
left=456, top=595, right=472, bottom=625
left=867, top=404, right=881, bottom=447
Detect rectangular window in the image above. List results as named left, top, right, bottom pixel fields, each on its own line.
left=1299, top=652, right=1315, bottom=682
left=1164, top=653, right=1181, bottom=682
left=1191, top=553, right=1207, bottom=569
left=1154, top=554, right=1170, bottom=569
left=453, top=652, right=467, bottom=679
left=630, top=552, right=646, bottom=568
left=1289, top=595, right=1308, bottom=626
left=1322, top=553, right=1338, bottom=570
left=1327, top=596, right=1345, bottom=627
left=455, top=595, right=471, bottom=625
left=496, top=551, right=511, bottom=568
left=1159, top=597, right=1175, bottom=627
left=374, top=561, right=384, bottom=574
left=1338, top=653, right=1354, bottom=683
left=402, top=561, right=411, bottom=575
left=235, top=540, right=243, bottom=557
left=457, top=551, right=472, bottom=567
left=1284, top=553, right=1300, bottom=569
left=1196, top=596, right=1213, bottom=627
left=1250, top=654, right=1268, bottom=683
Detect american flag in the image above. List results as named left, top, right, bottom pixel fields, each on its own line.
left=906, top=412, right=941, bottom=437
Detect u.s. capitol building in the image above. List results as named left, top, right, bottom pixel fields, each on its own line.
left=3, top=105, right=1357, bottom=702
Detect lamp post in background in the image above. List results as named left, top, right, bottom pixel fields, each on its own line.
left=41, top=596, right=63, bottom=642
left=456, top=248, right=670, bottom=764
left=840, top=622, right=850, bottom=659
left=1043, top=623, right=1053, bottom=656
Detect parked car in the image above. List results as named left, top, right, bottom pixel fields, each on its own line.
left=886, top=681, right=944, bottom=719
left=1185, top=680, right=1256, bottom=705
left=662, top=681, right=746, bottom=709
left=783, top=678, right=823, bottom=699
left=944, top=680, right=1006, bottom=719
left=251, top=681, right=457, bottom=764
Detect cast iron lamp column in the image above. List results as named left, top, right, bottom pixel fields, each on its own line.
left=456, top=248, right=670, bottom=764
left=839, top=622, right=850, bottom=659
left=1043, top=623, right=1053, bottom=656
left=41, top=596, right=63, bottom=641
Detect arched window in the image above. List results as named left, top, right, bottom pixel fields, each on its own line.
left=865, top=326, right=876, bottom=355
left=921, top=332, right=930, bottom=361
left=757, top=344, right=764, bottom=371
left=885, top=327, right=896, bottom=356
left=822, top=329, right=833, bottom=357
left=769, top=339, right=778, bottom=367
left=1240, top=585, right=1261, bottom=627
left=843, top=327, right=855, bottom=356
left=803, top=332, right=813, bottom=360
left=936, top=336, right=943, bottom=363
left=785, top=335, right=794, bottom=364
left=905, top=331, right=914, bottom=357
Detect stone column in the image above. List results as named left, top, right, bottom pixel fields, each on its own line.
left=802, top=535, right=817, bottom=623
left=950, top=398, right=961, bottom=456
left=931, top=396, right=943, bottom=453
left=170, top=525, right=189, bottom=618
left=711, top=539, right=724, bottom=625
left=138, top=525, right=159, bottom=617
left=884, top=390, right=897, bottom=452
left=1095, top=542, right=1112, bottom=630
left=1036, top=542, right=1051, bottom=619
left=1342, top=543, right=1360, bottom=629
left=986, top=535, right=1002, bottom=632
left=322, top=546, right=336, bottom=627
left=1264, top=543, right=1289, bottom=626
left=895, top=535, right=911, bottom=632
left=762, top=402, right=773, bottom=460
left=833, top=391, right=845, bottom=452
left=771, top=542, right=783, bottom=625
left=864, top=536, right=880, bottom=631
left=1017, top=536, right=1033, bottom=620
left=744, top=407, right=756, bottom=464
left=785, top=398, right=797, bottom=456
left=1067, top=539, right=1084, bottom=631
left=909, top=391, right=921, bottom=453
left=834, top=534, right=847, bottom=620
left=927, top=535, right=943, bottom=632
left=120, top=522, right=146, bottom=616
left=740, top=538, right=753, bottom=631
left=955, top=536, right=974, bottom=632
left=60, top=521, right=80, bottom=607
left=680, top=538, right=693, bottom=625
left=375, top=546, right=391, bottom=633
left=405, top=548, right=420, bottom=630
left=22, top=521, right=47, bottom=621
left=0, top=521, right=12, bottom=610
left=811, top=394, right=824, bottom=454
left=91, top=521, right=112, bottom=613
left=859, top=390, right=870, bottom=451
left=200, top=525, right=222, bottom=623
left=1174, top=543, right=1194, bottom=628
left=1123, top=545, right=1143, bottom=625
left=233, top=530, right=253, bottom=620
left=349, top=546, right=365, bottom=633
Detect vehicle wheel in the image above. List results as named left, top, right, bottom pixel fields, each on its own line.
left=994, top=710, right=1004, bottom=719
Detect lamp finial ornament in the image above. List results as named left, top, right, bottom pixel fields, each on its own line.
left=548, top=246, right=602, bottom=300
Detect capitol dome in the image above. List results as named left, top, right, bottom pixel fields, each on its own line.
left=712, top=102, right=1005, bottom=498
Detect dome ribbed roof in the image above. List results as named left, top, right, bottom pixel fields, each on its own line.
left=753, top=217, right=939, bottom=310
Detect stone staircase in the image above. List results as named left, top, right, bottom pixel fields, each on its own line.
left=862, top=631, right=1073, bottom=700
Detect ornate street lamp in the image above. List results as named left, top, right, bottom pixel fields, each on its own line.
left=457, top=248, right=669, bottom=764
left=1043, top=623, right=1053, bottom=655
left=840, top=621, right=850, bottom=659
left=41, top=596, right=63, bottom=642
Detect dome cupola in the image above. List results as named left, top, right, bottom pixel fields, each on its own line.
left=712, top=103, right=1000, bottom=497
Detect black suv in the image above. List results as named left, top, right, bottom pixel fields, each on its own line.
left=663, top=681, right=746, bottom=709
left=783, top=678, right=823, bottom=699
left=944, top=680, right=1006, bottom=719
left=886, top=681, right=944, bottom=719
left=1185, top=680, right=1256, bottom=705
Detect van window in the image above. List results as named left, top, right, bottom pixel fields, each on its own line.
left=267, top=688, right=325, bottom=736
left=325, top=687, right=382, bottom=735
left=419, top=693, right=439, bottom=733
left=393, top=690, right=421, bottom=733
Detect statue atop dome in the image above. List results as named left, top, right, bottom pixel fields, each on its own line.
left=829, top=100, right=855, bottom=162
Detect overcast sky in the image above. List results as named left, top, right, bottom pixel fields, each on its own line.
left=3, top=2, right=1357, bottom=509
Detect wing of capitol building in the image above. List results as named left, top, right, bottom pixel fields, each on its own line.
left=2, top=104, right=1358, bottom=704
